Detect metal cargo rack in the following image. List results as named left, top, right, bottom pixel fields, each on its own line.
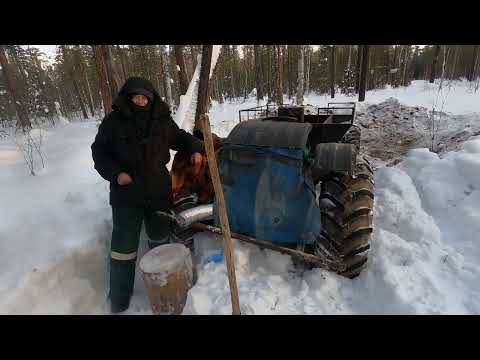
left=238, top=102, right=356, bottom=124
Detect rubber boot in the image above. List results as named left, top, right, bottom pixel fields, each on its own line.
left=110, top=297, right=131, bottom=314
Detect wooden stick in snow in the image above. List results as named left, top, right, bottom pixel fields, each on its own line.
left=191, top=223, right=347, bottom=273
left=200, top=114, right=241, bottom=315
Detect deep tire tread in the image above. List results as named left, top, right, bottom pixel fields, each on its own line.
left=316, top=151, right=375, bottom=278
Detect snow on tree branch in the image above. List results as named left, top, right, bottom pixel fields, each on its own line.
left=174, top=46, right=222, bottom=133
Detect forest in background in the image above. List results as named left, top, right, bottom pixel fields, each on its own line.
left=1, top=45, right=479, bottom=130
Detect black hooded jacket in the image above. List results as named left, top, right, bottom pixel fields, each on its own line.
left=91, top=77, right=204, bottom=210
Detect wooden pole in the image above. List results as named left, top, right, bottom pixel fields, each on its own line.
left=191, top=222, right=346, bottom=273
left=200, top=114, right=241, bottom=315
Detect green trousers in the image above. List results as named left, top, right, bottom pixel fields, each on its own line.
left=109, top=207, right=172, bottom=307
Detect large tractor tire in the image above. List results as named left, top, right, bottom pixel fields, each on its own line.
left=315, top=126, right=374, bottom=278
left=341, top=123, right=361, bottom=152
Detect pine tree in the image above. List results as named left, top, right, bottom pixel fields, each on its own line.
left=174, top=45, right=189, bottom=96
left=0, top=46, right=31, bottom=129
left=254, top=45, right=264, bottom=103
left=194, top=45, right=213, bottom=131
left=296, top=45, right=304, bottom=105
left=61, top=46, right=88, bottom=120
left=355, top=45, right=363, bottom=93
left=468, top=45, right=479, bottom=81
left=329, top=45, right=336, bottom=98
left=274, top=45, right=283, bottom=105
left=429, top=45, right=441, bottom=83
left=358, top=45, right=370, bottom=102
left=92, top=45, right=112, bottom=115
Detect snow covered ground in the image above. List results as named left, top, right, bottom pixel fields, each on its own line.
left=1, top=80, right=479, bottom=314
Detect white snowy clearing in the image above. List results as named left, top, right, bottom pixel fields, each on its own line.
left=0, top=80, right=479, bottom=314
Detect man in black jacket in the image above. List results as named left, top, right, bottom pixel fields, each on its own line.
left=91, top=77, right=204, bottom=313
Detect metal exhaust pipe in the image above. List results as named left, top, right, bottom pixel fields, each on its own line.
left=176, top=204, right=213, bottom=228
left=156, top=204, right=213, bottom=228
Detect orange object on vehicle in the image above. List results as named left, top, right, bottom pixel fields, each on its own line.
left=170, top=132, right=224, bottom=204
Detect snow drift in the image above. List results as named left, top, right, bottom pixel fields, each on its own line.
left=183, top=136, right=480, bottom=315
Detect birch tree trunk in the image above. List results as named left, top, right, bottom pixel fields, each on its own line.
left=305, top=45, right=311, bottom=95
left=160, top=45, right=174, bottom=108
left=230, top=46, right=236, bottom=101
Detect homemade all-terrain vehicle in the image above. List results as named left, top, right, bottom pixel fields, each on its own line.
left=169, top=102, right=374, bottom=278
